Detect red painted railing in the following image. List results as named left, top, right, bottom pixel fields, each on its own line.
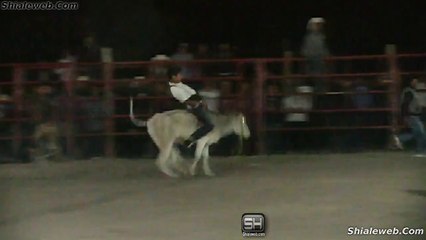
left=0, top=47, right=424, bottom=158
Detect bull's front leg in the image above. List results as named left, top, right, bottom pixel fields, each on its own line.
left=170, top=147, right=190, bottom=176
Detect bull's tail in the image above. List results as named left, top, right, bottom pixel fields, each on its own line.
left=129, top=97, right=147, bottom=127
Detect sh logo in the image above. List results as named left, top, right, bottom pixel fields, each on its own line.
left=241, top=213, right=266, bottom=237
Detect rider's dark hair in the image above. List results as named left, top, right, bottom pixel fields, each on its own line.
left=167, top=65, right=182, bottom=79
left=403, top=76, right=418, bottom=88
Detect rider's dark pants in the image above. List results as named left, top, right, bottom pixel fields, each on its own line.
left=188, top=105, right=214, bottom=141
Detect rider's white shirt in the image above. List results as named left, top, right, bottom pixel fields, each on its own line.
left=169, top=82, right=196, bottom=103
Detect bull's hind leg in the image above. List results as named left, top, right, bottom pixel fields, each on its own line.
left=202, top=146, right=215, bottom=176
left=147, top=120, right=178, bottom=177
left=170, top=147, right=189, bottom=176
left=190, top=139, right=207, bottom=176
left=156, top=141, right=178, bottom=177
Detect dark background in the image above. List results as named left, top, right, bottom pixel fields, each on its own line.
left=0, top=0, right=425, bottom=62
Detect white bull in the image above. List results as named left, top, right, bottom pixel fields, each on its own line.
left=129, top=98, right=250, bottom=177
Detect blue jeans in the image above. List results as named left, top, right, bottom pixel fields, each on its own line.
left=398, top=116, right=426, bottom=152
left=188, top=105, right=214, bottom=141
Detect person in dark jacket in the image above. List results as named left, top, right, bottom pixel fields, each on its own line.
left=393, top=78, right=426, bottom=157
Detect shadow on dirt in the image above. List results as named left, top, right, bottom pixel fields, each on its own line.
left=405, top=189, right=426, bottom=198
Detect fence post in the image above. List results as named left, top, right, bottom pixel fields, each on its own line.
left=385, top=44, right=401, bottom=136
left=283, top=51, right=293, bottom=75
left=254, top=60, right=266, bottom=154
left=12, top=65, right=23, bottom=156
left=283, top=51, right=293, bottom=94
left=65, top=63, right=75, bottom=157
left=103, top=62, right=115, bottom=159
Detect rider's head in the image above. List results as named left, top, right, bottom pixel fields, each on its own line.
left=168, top=66, right=183, bottom=83
left=410, top=77, right=418, bottom=89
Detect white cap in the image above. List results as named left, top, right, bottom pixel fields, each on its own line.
left=310, top=17, right=325, bottom=23
left=307, top=17, right=325, bottom=30
left=297, top=86, right=313, bottom=93
left=76, top=75, right=90, bottom=81
left=151, top=54, right=170, bottom=61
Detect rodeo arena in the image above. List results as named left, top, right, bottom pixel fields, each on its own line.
left=0, top=8, right=425, bottom=240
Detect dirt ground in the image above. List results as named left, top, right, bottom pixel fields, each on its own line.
left=0, top=152, right=425, bottom=240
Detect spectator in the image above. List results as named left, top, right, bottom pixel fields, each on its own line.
left=352, top=79, right=373, bottom=109
left=151, top=81, right=174, bottom=113
left=266, top=84, right=281, bottom=111
left=33, top=120, right=62, bottom=162
left=73, top=77, right=91, bottom=158
left=194, top=43, right=212, bottom=77
left=282, top=85, right=313, bottom=123
left=79, top=35, right=101, bottom=79
left=282, top=85, right=313, bottom=151
left=149, top=54, right=170, bottom=79
left=195, top=44, right=211, bottom=59
left=393, top=78, right=426, bottom=157
left=265, top=84, right=284, bottom=153
left=198, top=80, right=220, bottom=112
left=171, top=43, right=194, bottom=79
left=54, top=49, right=76, bottom=96
left=237, top=82, right=253, bottom=115
left=217, top=43, right=234, bottom=59
left=80, top=35, right=100, bottom=62
left=216, top=43, right=235, bottom=76
left=301, top=17, right=330, bottom=93
left=216, top=80, right=238, bottom=155
left=54, top=84, right=72, bottom=156
left=0, top=89, right=12, bottom=160
left=348, top=78, right=373, bottom=150
left=114, top=78, right=154, bottom=158
left=54, top=49, right=76, bottom=83
left=219, top=81, right=235, bottom=113
left=30, top=83, right=62, bottom=161
left=31, top=84, right=55, bottom=124
left=80, top=85, right=110, bottom=159
left=0, top=88, right=12, bottom=123
left=236, top=82, right=254, bottom=155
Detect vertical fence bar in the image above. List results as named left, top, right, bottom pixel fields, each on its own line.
left=236, top=60, right=244, bottom=79
left=283, top=51, right=293, bottom=75
left=385, top=44, right=401, bottom=136
left=103, top=62, right=115, bottom=158
left=283, top=51, right=293, bottom=93
left=65, top=63, right=75, bottom=157
left=12, top=65, right=23, bottom=156
left=254, top=61, right=266, bottom=154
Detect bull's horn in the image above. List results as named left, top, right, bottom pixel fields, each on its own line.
left=129, top=97, right=147, bottom=127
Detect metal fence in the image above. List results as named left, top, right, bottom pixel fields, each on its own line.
left=1, top=46, right=425, bottom=161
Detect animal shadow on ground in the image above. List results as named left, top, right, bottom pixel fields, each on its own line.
left=405, top=189, right=426, bottom=198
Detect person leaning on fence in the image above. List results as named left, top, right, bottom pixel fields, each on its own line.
left=31, top=84, right=62, bottom=161
left=393, top=78, right=426, bottom=157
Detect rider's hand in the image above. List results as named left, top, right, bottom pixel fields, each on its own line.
left=186, top=100, right=201, bottom=108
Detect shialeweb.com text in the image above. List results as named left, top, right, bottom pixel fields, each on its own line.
left=348, top=226, right=424, bottom=236
left=1, top=1, right=79, bottom=10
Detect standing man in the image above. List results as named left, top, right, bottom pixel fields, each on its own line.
left=168, top=66, right=214, bottom=147
left=301, top=17, right=330, bottom=92
left=393, top=78, right=426, bottom=157
left=301, top=17, right=330, bottom=148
